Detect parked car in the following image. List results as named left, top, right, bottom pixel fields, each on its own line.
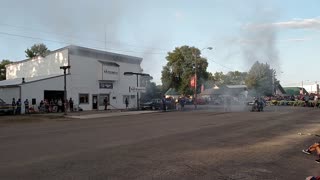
left=140, top=99, right=161, bottom=110
left=0, top=98, right=14, bottom=114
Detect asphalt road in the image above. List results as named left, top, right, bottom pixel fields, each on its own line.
left=1, top=106, right=320, bottom=179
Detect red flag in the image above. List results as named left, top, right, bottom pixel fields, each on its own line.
left=190, top=75, right=196, bottom=87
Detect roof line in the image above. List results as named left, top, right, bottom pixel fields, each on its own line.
left=0, top=74, right=66, bottom=87
left=6, top=45, right=143, bottom=66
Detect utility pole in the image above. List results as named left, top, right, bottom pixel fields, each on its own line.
left=60, top=65, right=71, bottom=115
left=136, top=74, right=139, bottom=110
left=193, top=51, right=197, bottom=109
left=272, top=70, right=277, bottom=95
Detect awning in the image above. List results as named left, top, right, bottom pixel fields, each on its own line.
left=99, top=60, right=120, bottom=67
left=0, top=74, right=64, bottom=87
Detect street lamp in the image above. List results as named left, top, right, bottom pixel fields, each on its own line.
left=124, top=72, right=150, bottom=110
left=60, top=65, right=71, bottom=115
left=193, top=47, right=213, bottom=109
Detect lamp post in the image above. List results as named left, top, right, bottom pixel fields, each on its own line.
left=193, top=47, right=213, bottom=109
left=60, top=65, right=71, bottom=115
left=124, top=72, right=150, bottom=110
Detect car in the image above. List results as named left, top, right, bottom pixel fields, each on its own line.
left=0, top=98, right=14, bottom=114
left=140, top=99, right=161, bottom=110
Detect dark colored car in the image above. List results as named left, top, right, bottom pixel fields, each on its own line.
left=140, top=99, right=161, bottom=110
left=0, top=98, right=14, bottom=114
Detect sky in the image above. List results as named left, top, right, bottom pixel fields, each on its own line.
left=0, top=0, right=319, bottom=86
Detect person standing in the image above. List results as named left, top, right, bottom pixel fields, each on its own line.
left=57, top=99, right=63, bottom=112
left=104, top=96, right=109, bottom=110
left=125, top=98, right=129, bottom=109
left=179, top=96, right=185, bottom=111
left=314, top=95, right=318, bottom=108
left=162, top=96, right=166, bottom=112
left=69, top=98, right=74, bottom=112
left=24, top=99, right=29, bottom=114
left=16, top=99, right=21, bottom=114
left=12, top=98, right=16, bottom=115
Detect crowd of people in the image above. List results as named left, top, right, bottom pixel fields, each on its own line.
left=10, top=97, right=74, bottom=114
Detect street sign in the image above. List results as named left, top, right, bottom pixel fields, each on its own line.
left=129, top=86, right=146, bottom=93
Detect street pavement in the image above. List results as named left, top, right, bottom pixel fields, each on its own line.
left=67, top=110, right=156, bottom=119
left=0, top=106, right=320, bottom=179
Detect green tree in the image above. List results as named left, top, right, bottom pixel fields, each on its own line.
left=223, top=71, right=248, bottom=85
left=140, top=76, right=162, bottom=102
left=25, top=43, right=50, bottom=58
left=140, top=82, right=162, bottom=102
left=245, top=61, right=275, bottom=96
left=205, top=71, right=247, bottom=88
left=0, top=60, right=11, bottom=81
left=161, top=46, right=209, bottom=95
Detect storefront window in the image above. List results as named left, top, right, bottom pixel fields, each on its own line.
left=79, top=94, right=89, bottom=104
left=99, top=94, right=110, bottom=106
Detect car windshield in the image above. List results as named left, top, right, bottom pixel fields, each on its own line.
left=0, top=99, right=4, bottom=104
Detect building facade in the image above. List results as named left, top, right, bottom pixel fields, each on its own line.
left=0, top=45, right=143, bottom=113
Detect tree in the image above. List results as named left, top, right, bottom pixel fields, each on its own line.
left=25, top=43, right=50, bottom=58
left=245, top=61, right=275, bottom=96
left=223, top=71, right=248, bottom=85
left=140, top=76, right=162, bottom=102
left=205, top=71, right=247, bottom=88
left=161, top=46, right=209, bottom=95
left=140, top=82, right=162, bottom=102
left=0, top=60, right=11, bottom=81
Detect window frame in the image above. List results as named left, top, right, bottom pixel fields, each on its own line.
left=79, top=93, right=89, bottom=104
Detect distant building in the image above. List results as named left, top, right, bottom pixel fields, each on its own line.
left=275, top=84, right=286, bottom=95
left=200, top=85, right=247, bottom=100
left=283, top=87, right=309, bottom=96
left=164, top=88, right=179, bottom=99
left=301, top=83, right=319, bottom=94
left=0, top=45, right=144, bottom=113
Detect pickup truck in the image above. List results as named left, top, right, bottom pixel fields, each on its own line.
left=0, top=98, right=14, bottom=114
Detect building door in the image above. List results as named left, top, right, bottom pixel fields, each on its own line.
left=92, top=95, right=98, bottom=110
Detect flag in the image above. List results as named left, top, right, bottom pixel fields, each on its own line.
left=190, top=75, right=196, bottom=87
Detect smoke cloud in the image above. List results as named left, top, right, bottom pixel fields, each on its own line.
left=240, top=7, right=280, bottom=71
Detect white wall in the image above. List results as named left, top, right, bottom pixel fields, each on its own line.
left=69, top=54, right=142, bottom=110
left=0, top=87, right=20, bottom=103
left=6, top=49, right=69, bottom=80
left=20, top=76, right=68, bottom=113
left=303, top=84, right=319, bottom=94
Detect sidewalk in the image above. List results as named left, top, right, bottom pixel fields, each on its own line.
left=67, top=110, right=157, bottom=119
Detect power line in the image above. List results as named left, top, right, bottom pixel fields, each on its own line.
left=0, top=23, right=169, bottom=52
left=208, top=59, right=234, bottom=70
left=0, top=31, right=167, bottom=55
left=0, top=29, right=239, bottom=71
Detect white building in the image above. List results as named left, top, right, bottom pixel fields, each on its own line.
left=302, top=83, right=319, bottom=94
left=0, top=45, right=144, bottom=113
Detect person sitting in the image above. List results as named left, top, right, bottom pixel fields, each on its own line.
left=306, top=176, right=320, bottom=180
left=302, top=142, right=320, bottom=163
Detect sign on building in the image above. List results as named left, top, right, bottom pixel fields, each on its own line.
left=129, top=86, right=146, bottom=93
left=100, top=82, right=113, bottom=89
